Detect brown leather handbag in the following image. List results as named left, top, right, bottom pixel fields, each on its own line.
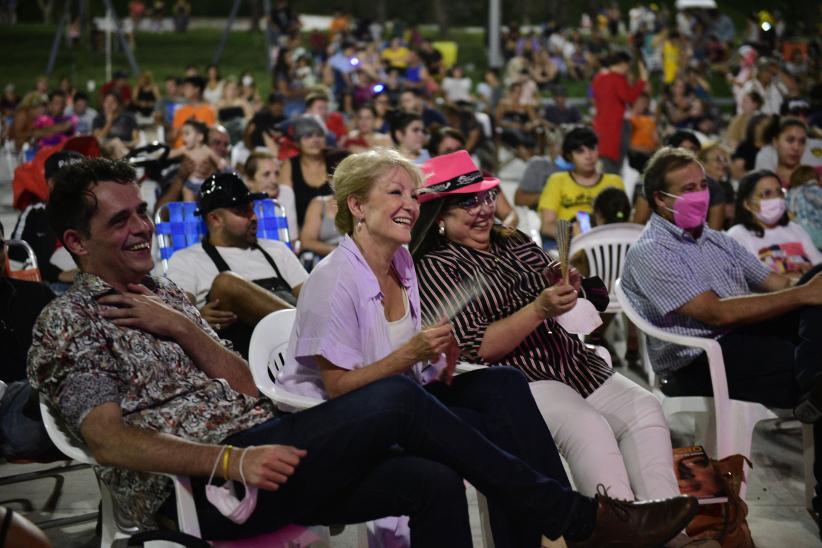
left=686, top=455, right=755, bottom=548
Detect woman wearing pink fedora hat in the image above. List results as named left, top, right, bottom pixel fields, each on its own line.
left=411, top=150, right=682, bottom=509
left=279, top=148, right=695, bottom=548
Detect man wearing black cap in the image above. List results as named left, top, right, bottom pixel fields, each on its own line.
left=10, top=150, right=84, bottom=285
left=167, top=172, right=307, bottom=356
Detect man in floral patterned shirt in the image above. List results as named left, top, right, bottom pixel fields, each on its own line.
left=27, top=158, right=697, bottom=546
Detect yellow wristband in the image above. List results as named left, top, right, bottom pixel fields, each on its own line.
left=222, top=445, right=233, bottom=481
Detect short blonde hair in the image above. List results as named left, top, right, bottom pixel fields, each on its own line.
left=332, top=148, right=424, bottom=235
left=697, top=143, right=728, bottom=163
left=244, top=150, right=276, bottom=180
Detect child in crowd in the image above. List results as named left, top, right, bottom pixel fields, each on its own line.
left=171, top=119, right=226, bottom=201
left=538, top=126, right=625, bottom=249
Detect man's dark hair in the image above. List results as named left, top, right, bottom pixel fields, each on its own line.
left=183, top=75, right=206, bottom=94
left=73, top=91, right=89, bottom=104
left=48, top=159, right=137, bottom=246
left=604, top=50, right=631, bottom=68
left=642, top=147, right=700, bottom=213
left=734, top=169, right=789, bottom=237
left=665, top=130, right=701, bottom=150
left=48, top=90, right=67, bottom=102
left=561, top=126, right=598, bottom=162
left=389, top=111, right=422, bottom=144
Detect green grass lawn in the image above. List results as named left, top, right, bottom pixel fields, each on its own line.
left=0, top=24, right=277, bottom=94
left=0, top=24, right=493, bottom=99
left=0, top=23, right=729, bottom=104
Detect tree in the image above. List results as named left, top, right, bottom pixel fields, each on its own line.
left=432, top=0, right=448, bottom=36
left=37, top=0, right=54, bottom=23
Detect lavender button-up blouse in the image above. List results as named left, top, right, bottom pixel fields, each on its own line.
left=278, top=235, right=446, bottom=399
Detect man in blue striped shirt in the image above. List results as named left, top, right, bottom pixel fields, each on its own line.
left=622, top=146, right=822, bottom=524
left=622, top=147, right=822, bottom=418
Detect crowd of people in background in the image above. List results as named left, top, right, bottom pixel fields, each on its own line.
left=0, top=0, right=819, bottom=341
left=1, top=3, right=822, bottom=544
left=1, top=1, right=819, bottom=324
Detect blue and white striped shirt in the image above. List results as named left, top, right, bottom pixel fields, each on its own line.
left=622, top=214, right=772, bottom=374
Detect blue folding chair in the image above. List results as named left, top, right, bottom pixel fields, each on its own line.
left=154, top=199, right=291, bottom=273
left=253, top=199, right=291, bottom=244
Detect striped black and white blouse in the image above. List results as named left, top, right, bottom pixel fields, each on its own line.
left=415, top=229, right=614, bottom=398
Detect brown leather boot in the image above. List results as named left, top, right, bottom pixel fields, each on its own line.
left=567, top=487, right=699, bottom=548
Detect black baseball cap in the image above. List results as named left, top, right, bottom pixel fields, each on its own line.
left=195, top=172, right=267, bottom=216
left=45, top=151, right=85, bottom=181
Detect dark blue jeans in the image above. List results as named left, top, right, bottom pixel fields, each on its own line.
left=185, top=373, right=585, bottom=546
left=426, top=366, right=573, bottom=548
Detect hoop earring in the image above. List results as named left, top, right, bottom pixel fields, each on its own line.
left=437, top=221, right=446, bottom=236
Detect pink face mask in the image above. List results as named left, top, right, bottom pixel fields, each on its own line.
left=661, top=189, right=710, bottom=230
left=206, top=446, right=258, bottom=524
left=755, top=197, right=786, bottom=225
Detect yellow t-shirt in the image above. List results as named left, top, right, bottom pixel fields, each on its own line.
left=537, top=172, right=625, bottom=220
left=381, top=46, right=411, bottom=69
left=662, top=40, right=680, bottom=84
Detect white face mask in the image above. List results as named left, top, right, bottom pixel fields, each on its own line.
left=754, top=197, right=786, bottom=225
left=205, top=446, right=258, bottom=524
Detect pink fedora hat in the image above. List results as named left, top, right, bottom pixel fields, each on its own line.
left=417, top=150, right=499, bottom=204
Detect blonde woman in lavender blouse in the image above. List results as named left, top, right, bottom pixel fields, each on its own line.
left=278, top=148, right=582, bottom=548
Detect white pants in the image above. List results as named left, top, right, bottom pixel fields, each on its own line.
left=530, top=373, right=679, bottom=501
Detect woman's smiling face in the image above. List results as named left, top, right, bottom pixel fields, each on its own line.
left=441, top=189, right=499, bottom=251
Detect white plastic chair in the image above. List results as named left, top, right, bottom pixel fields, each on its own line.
left=569, top=223, right=643, bottom=315
left=515, top=206, right=543, bottom=248
left=39, top=398, right=329, bottom=547
left=614, top=279, right=783, bottom=499
left=39, top=399, right=141, bottom=548
left=248, top=308, right=368, bottom=547
left=248, top=309, right=496, bottom=547
left=247, top=309, right=320, bottom=413
left=616, top=280, right=817, bottom=508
